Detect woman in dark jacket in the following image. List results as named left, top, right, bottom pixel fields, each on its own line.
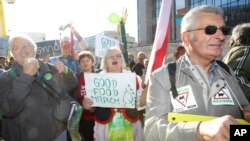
left=223, top=23, right=250, bottom=102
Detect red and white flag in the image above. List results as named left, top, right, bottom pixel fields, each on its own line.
left=144, top=0, right=172, bottom=84
left=70, top=29, right=74, bottom=57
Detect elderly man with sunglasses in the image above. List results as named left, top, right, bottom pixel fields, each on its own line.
left=144, top=5, right=250, bottom=141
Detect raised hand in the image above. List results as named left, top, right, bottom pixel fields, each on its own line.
left=54, top=58, right=65, bottom=73
left=23, top=58, right=40, bottom=76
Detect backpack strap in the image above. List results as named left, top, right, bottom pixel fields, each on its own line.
left=7, top=66, right=60, bottom=99
left=216, top=60, right=231, bottom=75
left=167, top=62, right=178, bottom=98
left=168, top=60, right=231, bottom=99
left=7, top=68, right=17, bottom=78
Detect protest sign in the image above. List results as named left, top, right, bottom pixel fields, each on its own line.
left=36, top=40, right=61, bottom=58
left=0, top=37, right=8, bottom=56
left=95, top=33, right=120, bottom=57
left=85, top=73, right=136, bottom=108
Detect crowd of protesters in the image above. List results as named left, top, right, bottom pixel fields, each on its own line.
left=0, top=24, right=149, bottom=141
left=0, top=17, right=198, bottom=141
left=2, top=5, right=250, bottom=141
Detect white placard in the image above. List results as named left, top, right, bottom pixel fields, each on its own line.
left=85, top=73, right=136, bottom=108
left=95, top=33, right=120, bottom=57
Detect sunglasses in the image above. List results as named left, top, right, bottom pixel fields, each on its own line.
left=186, top=25, right=231, bottom=35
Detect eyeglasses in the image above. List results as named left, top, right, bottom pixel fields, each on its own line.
left=186, top=25, right=231, bottom=35
left=107, top=54, right=122, bottom=59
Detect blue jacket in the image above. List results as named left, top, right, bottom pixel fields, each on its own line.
left=0, top=68, right=4, bottom=76
left=50, top=56, right=80, bottom=74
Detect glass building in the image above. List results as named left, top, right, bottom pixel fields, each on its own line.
left=190, top=0, right=250, bottom=28
left=137, top=0, right=250, bottom=45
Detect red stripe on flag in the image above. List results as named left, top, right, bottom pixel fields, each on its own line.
left=70, top=30, right=74, bottom=56
left=144, top=0, right=172, bottom=85
left=151, top=22, right=171, bottom=72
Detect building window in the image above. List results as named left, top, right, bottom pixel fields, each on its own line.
left=189, top=0, right=250, bottom=29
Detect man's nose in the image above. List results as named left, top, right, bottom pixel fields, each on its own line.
left=215, top=28, right=225, bottom=40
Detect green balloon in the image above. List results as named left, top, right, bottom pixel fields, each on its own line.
left=109, top=13, right=121, bottom=24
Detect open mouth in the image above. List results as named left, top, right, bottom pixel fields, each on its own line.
left=112, top=61, right=118, bottom=65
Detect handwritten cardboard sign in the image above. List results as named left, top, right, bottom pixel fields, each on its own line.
left=36, top=40, right=61, bottom=58
left=95, top=33, right=120, bottom=57
left=84, top=73, right=136, bottom=108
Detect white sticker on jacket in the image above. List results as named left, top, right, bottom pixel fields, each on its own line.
left=170, top=85, right=198, bottom=112
left=211, top=88, right=235, bottom=105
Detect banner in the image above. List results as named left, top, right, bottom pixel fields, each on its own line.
left=84, top=73, right=136, bottom=108
left=145, top=0, right=172, bottom=84
left=36, top=40, right=61, bottom=58
left=95, top=33, right=120, bottom=57
left=0, top=36, right=8, bottom=56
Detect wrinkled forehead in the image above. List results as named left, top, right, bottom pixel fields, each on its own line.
left=10, top=38, right=35, bottom=52
left=11, top=37, right=31, bottom=46
left=196, top=13, right=224, bottom=26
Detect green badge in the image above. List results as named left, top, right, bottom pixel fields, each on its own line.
left=44, top=73, right=52, bottom=80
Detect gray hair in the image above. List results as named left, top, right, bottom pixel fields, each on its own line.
left=9, top=34, right=37, bottom=57
left=100, top=46, right=126, bottom=72
left=230, top=23, right=250, bottom=47
left=181, top=5, right=224, bottom=33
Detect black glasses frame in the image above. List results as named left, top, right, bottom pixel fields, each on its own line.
left=186, top=25, right=231, bottom=35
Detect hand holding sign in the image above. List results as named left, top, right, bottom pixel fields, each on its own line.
left=82, top=97, right=94, bottom=110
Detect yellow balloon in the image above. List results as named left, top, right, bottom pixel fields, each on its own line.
left=109, top=13, right=121, bottom=24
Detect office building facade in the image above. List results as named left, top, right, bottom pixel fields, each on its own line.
left=137, top=0, right=250, bottom=45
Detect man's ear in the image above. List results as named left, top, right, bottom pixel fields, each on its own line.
left=181, top=32, right=189, bottom=47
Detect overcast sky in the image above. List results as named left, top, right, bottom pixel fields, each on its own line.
left=3, top=0, right=137, bottom=40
